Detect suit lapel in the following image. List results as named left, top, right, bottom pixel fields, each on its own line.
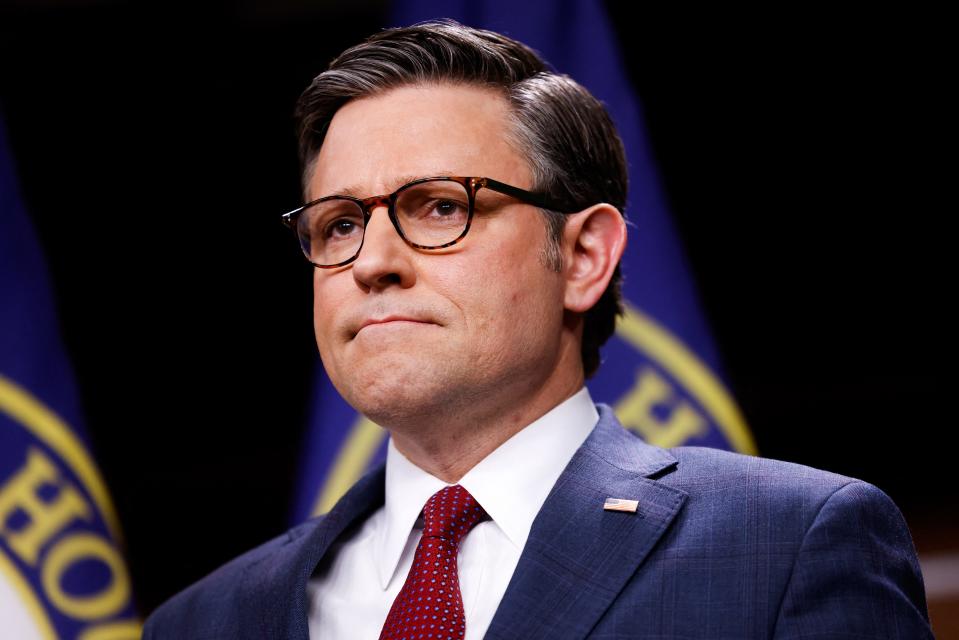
left=486, top=406, right=687, bottom=640
left=237, top=465, right=386, bottom=640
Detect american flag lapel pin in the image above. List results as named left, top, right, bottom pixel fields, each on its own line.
left=604, top=497, right=639, bottom=513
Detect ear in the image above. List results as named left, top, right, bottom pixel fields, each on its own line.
left=562, top=203, right=627, bottom=313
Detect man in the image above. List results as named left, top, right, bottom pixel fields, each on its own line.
left=145, top=21, right=932, bottom=639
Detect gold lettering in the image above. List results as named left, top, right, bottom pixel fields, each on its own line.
left=42, top=532, right=131, bottom=620
left=0, top=448, right=92, bottom=565
left=79, top=620, right=142, bottom=640
left=615, top=368, right=707, bottom=448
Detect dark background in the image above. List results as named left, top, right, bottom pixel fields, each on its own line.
left=1, top=1, right=953, bottom=617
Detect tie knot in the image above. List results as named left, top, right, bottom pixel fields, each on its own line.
left=421, top=484, right=486, bottom=544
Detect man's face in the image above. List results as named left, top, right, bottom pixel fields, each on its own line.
left=308, top=83, right=571, bottom=429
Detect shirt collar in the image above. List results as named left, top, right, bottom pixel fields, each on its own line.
left=373, top=387, right=599, bottom=590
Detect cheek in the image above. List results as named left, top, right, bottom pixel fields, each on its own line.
left=435, top=249, right=521, bottom=320
left=450, top=250, right=559, bottom=343
left=312, top=279, right=327, bottom=330
left=312, top=275, right=345, bottom=350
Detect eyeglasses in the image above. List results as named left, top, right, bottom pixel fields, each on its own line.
left=281, top=176, right=576, bottom=268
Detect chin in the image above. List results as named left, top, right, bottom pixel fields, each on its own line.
left=348, top=387, right=450, bottom=432
left=332, top=357, right=456, bottom=428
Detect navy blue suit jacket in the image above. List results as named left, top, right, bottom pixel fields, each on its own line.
left=145, top=406, right=932, bottom=638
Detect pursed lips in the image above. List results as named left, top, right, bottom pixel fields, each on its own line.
left=353, top=315, right=436, bottom=337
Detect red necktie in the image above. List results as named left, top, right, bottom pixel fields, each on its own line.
left=379, top=484, right=487, bottom=640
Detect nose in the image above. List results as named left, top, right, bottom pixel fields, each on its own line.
left=350, top=204, right=416, bottom=290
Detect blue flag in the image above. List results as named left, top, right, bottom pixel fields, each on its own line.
left=293, top=1, right=755, bottom=521
left=0, top=116, right=140, bottom=638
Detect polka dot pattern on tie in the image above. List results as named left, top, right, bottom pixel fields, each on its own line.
left=379, top=484, right=487, bottom=640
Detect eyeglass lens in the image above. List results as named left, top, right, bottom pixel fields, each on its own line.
left=295, top=180, right=471, bottom=266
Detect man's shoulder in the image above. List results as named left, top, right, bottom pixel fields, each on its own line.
left=667, top=444, right=858, bottom=493
left=655, top=443, right=901, bottom=530
left=142, top=518, right=324, bottom=639
left=588, top=407, right=899, bottom=524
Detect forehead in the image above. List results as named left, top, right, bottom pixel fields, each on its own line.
left=307, top=83, right=532, bottom=199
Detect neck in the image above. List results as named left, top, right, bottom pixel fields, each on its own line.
left=388, top=364, right=585, bottom=483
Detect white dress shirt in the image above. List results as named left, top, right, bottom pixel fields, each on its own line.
left=307, top=387, right=599, bottom=639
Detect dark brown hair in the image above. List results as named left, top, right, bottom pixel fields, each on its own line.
left=295, top=20, right=628, bottom=377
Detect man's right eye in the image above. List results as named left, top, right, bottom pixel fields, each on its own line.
left=325, top=218, right=362, bottom=240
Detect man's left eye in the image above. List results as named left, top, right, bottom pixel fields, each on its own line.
left=433, top=200, right=460, bottom=215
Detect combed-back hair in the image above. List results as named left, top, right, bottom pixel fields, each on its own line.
left=295, top=20, right=628, bottom=377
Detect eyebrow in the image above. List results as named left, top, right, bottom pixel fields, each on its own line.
left=327, top=172, right=460, bottom=199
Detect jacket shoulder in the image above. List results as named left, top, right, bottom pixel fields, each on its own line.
left=655, top=444, right=910, bottom=539
left=660, top=444, right=922, bottom=553
left=142, top=518, right=322, bottom=639
left=661, top=445, right=928, bottom=633
left=665, top=444, right=865, bottom=501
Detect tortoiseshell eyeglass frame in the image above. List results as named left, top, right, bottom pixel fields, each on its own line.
left=280, top=176, right=578, bottom=269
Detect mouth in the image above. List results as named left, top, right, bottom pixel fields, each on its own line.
left=353, top=316, right=437, bottom=337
